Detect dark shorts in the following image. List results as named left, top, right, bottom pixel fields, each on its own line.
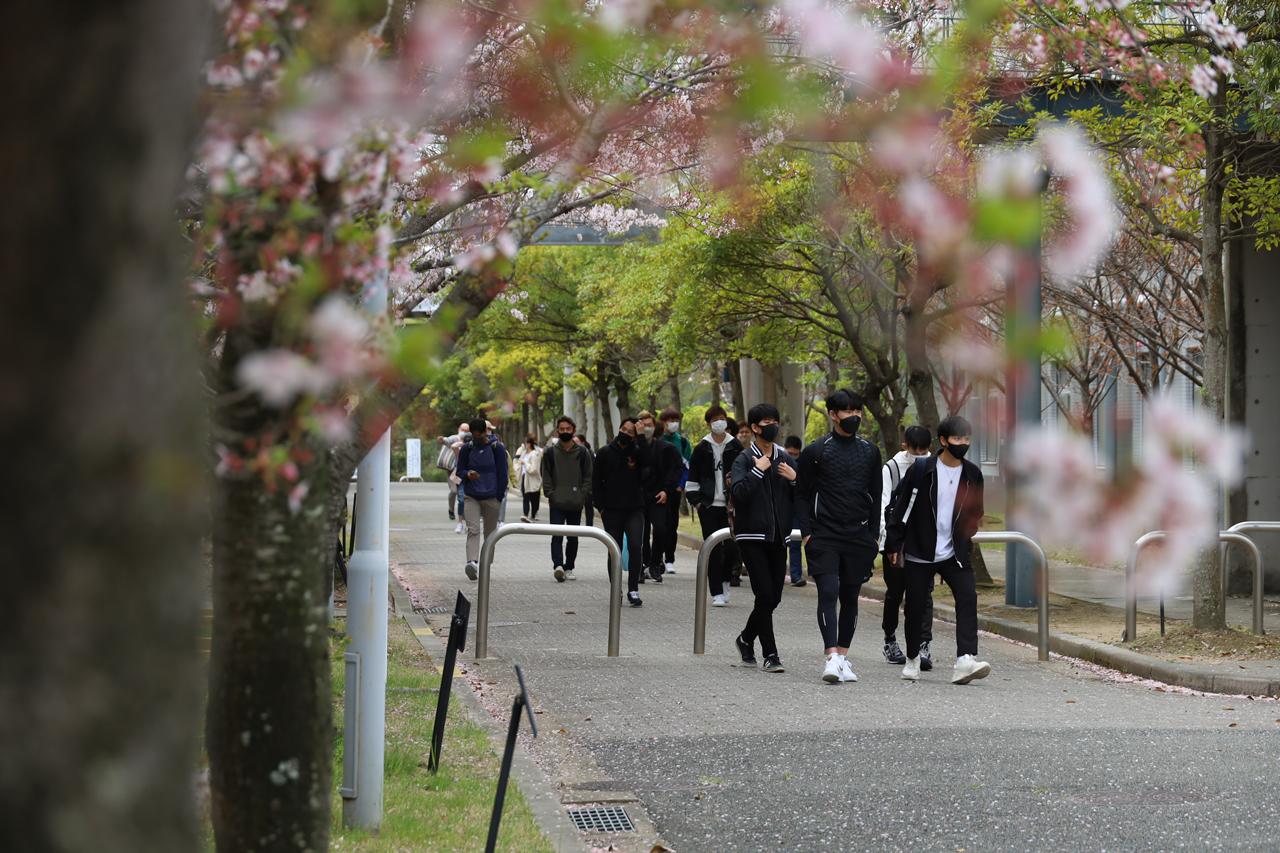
left=805, top=541, right=876, bottom=586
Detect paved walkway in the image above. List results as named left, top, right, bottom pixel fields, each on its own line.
left=391, top=484, right=1280, bottom=853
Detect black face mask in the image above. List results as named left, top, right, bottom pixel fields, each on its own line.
left=839, top=414, right=861, bottom=435
left=757, top=423, right=779, bottom=443
left=617, top=432, right=633, bottom=447
left=558, top=432, right=575, bottom=443
left=944, top=441, right=969, bottom=460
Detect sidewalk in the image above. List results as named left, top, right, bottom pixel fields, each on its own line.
left=393, top=483, right=1280, bottom=853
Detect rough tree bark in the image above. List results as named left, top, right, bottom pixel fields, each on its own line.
left=0, top=2, right=208, bottom=851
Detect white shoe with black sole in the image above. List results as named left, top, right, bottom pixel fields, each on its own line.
left=822, top=654, right=842, bottom=684
left=554, top=566, right=565, bottom=582
left=952, top=654, right=991, bottom=684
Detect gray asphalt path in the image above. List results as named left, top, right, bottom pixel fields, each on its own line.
left=391, top=483, right=1280, bottom=853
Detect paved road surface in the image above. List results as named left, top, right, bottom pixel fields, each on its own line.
left=391, top=484, right=1280, bottom=852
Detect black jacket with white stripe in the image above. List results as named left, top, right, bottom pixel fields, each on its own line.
left=728, top=440, right=797, bottom=544
left=883, top=455, right=984, bottom=569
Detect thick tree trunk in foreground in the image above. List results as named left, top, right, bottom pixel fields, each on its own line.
left=0, top=2, right=207, bottom=851
left=207, top=327, right=335, bottom=853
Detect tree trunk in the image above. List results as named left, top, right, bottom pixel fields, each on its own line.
left=0, top=2, right=208, bottom=850
left=903, top=303, right=941, bottom=446
left=613, top=369, right=632, bottom=419
left=1193, top=90, right=1229, bottom=631
left=670, top=373, right=682, bottom=411
left=594, top=372, right=615, bottom=438
left=207, top=325, right=335, bottom=852
left=728, top=358, right=746, bottom=421
left=711, top=362, right=721, bottom=406
left=971, top=544, right=996, bottom=587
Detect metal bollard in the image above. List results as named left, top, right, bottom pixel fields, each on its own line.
left=476, top=523, right=622, bottom=659
left=972, top=531, right=1049, bottom=661
left=1127, top=530, right=1264, bottom=640
left=694, top=528, right=801, bottom=655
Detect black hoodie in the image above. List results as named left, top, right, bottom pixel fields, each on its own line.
left=592, top=434, right=652, bottom=512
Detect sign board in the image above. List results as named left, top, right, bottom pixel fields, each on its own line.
left=405, top=439, right=421, bottom=479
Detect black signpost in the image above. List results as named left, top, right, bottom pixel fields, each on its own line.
left=485, top=663, right=538, bottom=853
left=427, top=590, right=470, bottom=772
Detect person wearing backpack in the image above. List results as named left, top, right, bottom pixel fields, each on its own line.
left=456, top=418, right=509, bottom=581
left=884, top=415, right=991, bottom=685
left=542, top=416, right=593, bottom=582
left=794, top=388, right=882, bottom=684
left=879, top=424, right=936, bottom=668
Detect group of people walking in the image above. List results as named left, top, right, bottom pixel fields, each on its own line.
left=440, top=390, right=991, bottom=686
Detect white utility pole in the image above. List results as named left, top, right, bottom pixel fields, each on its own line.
left=342, top=266, right=391, bottom=830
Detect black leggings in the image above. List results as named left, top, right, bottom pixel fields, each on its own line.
left=522, top=491, right=541, bottom=518
left=814, top=573, right=861, bottom=649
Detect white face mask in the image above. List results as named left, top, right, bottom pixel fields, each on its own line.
left=709, top=419, right=727, bottom=435
left=643, top=426, right=655, bottom=439
left=665, top=421, right=680, bottom=434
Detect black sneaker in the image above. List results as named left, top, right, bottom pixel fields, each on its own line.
left=627, top=591, right=643, bottom=607
left=728, top=576, right=742, bottom=587
left=790, top=577, right=807, bottom=587
left=449, top=510, right=456, bottom=520
left=762, top=654, right=786, bottom=673
left=919, top=641, right=934, bottom=672
left=648, top=565, right=664, bottom=583
left=736, top=633, right=757, bottom=665
left=883, top=639, right=905, bottom=665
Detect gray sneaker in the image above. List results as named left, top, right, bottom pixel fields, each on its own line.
left=919, top=641, right=934, bottom=672
left=465, top=561, right=478, bottom=581
left=564, top=568, right=577, bottom=581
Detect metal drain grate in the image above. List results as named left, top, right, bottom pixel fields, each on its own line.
left=415, top=606, right=449, bottom=614
left=567, top=806, right=635, bottom=833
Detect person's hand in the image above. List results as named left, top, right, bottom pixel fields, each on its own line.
left=467, top=470, right=479, bottom=481
left=777, top=461, right=796, bottom=482
left=753, top=455, right=771, bottom=472
left=655, top=491, right=668, bottom=505
left=887, top=552, right=900, bottom=567
left=803, top=535, right=810, bottom=547
left=676, top=486, right=684, bottom=493
left=437, top=436, right=446, bottom=443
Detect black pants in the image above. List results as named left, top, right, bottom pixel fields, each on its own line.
left=522, top=491, right=541, bottom=519
left=664, top=497, right=681, bottom=564
left=905, top=557, right=978, bottom=660
left=882, top=555, right=933, bottom=643
left=601, top=508, right=645, bottom=593
left=697, top=505, right=737, bottom=594
left=641, top=498, right=670, bottom=569
left=583, top=497, right=594, bottom=527
left=549, top=506, right=581, bottom=569
left=739, top=540, right=787, bottom=659
left=813, top=574, right=860, bottom=649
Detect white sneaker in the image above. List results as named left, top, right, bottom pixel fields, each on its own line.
left=454, top=522, right=464, bottom=534
left=822, top=653, right=842, bottom=684
left=554, top=566, right=565, bottom=582
left=665, top=561, right=676, bottom=575
left=722, top=581, right=731, bottom=596
left=497, top=521, right=505, bottom=528
left=465, top=561, right=479, bottom=581
left=520, top=515, right=532, bottom=523
left=838, top=656, right=858, bottom=683
left=952, top=654, right=992, bottom=684
left=711, top=594, right=727, bottom=607
left=902, top=656, right=921, bottom=681
left=564, top=568, right=577, bottom=581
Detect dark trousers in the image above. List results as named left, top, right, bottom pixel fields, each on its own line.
left=882, top=556, right=933, bottom=643
left=664, top=498, right=681, bottom=563
left=739, top=539, right=787, bottom=659
left=641, top=498, right=670, bottom=569
left=905, top=557, right=977, bottom=660
left=522, top=491, right=541, bottom=518
left=787, top=512, right=802, bottom=581
left=549, top=506, right=581, bottom=569
left=697, top=505, right=737, bottom=594
left=583, top=497, right=594, bottom=527
left=601, top=508, right=645, bottom=593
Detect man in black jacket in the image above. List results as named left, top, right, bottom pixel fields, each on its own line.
left=686, top=405, right=742, bottom=606
left=636, top=410, right=684, bottom=583
left=730, top=403, right=797, bottom=673
left=884, top=415, right=991, bottom=685
left=794, top=388, right=882, bottom=684
left=592, top=417, right=651, bottom=607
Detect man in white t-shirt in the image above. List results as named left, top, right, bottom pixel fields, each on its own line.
left=884, top=415, right=991, bottom=685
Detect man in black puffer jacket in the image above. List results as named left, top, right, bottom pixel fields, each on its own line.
left=729, top=403, right=798, bottom=674
left=794, top=388, right=882, bottom=684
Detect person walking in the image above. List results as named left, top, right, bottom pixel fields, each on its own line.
left=686, top=405, right=742, bottom=606
left=456, top=419, right=509, bottom=580
left=879, top=424, right=936, bottom=668
left=516, top=434, right=544, bottom=522
left=783, top=435, right=807, bottom=588
left=637, top=410, right=683, bottom=583
left=593, top=417, right=651, bottom=606
left=884, top=415, right=991, bottom=685
left=542, top=416, right=593, bottom=582
left=794, top=389, right=882, bottom=685
left=438, top=423, right=470, bottom=530
left=731, top=403, right=797, bottom=673
left=658, top=407, right=693, bottom=575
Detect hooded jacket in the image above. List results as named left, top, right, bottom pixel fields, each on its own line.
left=541, top=441, right=593, bottom=511
left=883, top=455, right=984, bottom=569
left=455, top=436, right=509, bottom=501
left=728, top=440, right=797, bottom=544
left=639, top=436, right=684, bottom=501
left=592, top=434, right=652, bottom=512
left=686, top=434, right=743, bottom=510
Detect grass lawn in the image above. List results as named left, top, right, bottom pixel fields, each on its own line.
left=329, top=618, right=554, bottom=853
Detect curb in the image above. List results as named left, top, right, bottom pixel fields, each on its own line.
left=389, top=577, right=592, bottom=853
left=676, top=532, right=1280, bottom=697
